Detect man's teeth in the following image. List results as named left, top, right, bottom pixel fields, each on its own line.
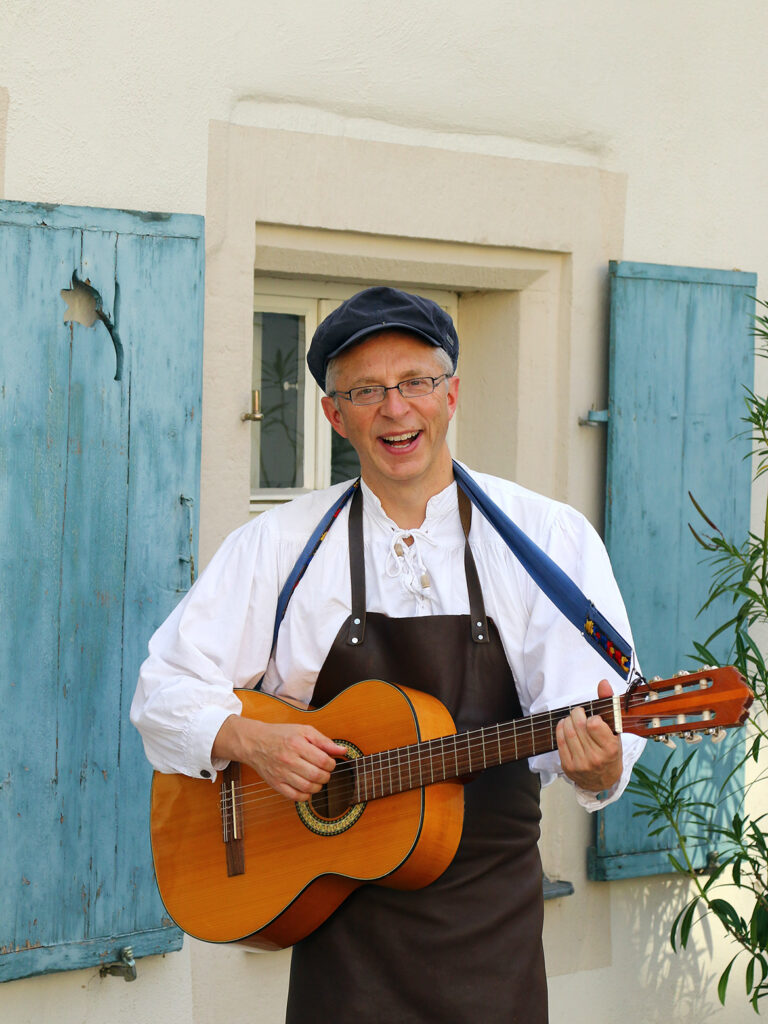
left=382, top=432, right=419, bottom=445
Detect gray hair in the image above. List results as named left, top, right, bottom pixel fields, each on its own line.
left=325, top=343, right=455, bottom=397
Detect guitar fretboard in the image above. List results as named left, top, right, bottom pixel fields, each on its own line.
left=351, top=698, right=612, bottom=802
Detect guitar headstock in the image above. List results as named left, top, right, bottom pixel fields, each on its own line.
left=621, top=666, right=753, bottom=745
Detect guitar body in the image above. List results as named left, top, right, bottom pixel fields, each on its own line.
left=150, top=679, right=464, bottom=949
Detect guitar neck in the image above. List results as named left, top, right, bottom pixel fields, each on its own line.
left=351, top=695, right=619, bottom=802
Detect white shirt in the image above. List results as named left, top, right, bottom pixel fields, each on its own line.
left=131, top=467, right=645, bottom=811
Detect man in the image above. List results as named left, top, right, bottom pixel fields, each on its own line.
left=132, top=286, right=643, bottom=1023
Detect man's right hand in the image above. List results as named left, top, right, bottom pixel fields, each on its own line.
left=211, top=714, right=346, bottom=802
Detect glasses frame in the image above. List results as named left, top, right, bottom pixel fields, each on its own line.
left=330, top=373, right=451, bottom=407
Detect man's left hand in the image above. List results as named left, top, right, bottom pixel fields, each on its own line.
left=556, top=679, right=623, bottom=794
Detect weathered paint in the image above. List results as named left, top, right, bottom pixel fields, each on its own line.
left=0, top=200, right=204, bottom=980
left=589, top=261, right=756, bottom=880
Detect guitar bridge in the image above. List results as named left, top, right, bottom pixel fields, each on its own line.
left=221, top=762, right=245, bottom=876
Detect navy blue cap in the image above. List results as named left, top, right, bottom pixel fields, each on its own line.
left=307, top=286, right=459, bottom=391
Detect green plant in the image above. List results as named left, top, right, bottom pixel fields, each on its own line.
left=629, top=299, right=768, bottom=1012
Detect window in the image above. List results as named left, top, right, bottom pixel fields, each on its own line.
left=250, top=280, right=458, bottom=513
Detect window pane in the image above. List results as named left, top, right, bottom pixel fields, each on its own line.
left=252, top=312, right=305, bottom=489
left=331, top=431, right=360, bottom=484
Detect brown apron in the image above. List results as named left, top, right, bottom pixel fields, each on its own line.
left=285, top=486, right=547, bottom=1023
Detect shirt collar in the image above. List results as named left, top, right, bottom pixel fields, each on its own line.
left=359, top=477, right=459, bottom=536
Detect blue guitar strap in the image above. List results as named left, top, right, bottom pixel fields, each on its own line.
left=268, top=466, right=633, bottom=681
left=451, top=461, right=632, bottom=679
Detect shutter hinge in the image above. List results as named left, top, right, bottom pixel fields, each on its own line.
left=578, top=408, right=609, bottom=427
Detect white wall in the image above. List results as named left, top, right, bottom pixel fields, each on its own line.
left=1, top=3, right=766, bottom=1022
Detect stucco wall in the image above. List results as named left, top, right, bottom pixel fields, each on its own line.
left=1, top=3, right=766, bottom=1022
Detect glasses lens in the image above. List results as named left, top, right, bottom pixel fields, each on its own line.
left=350, top=386, right=386, bottom=405
left=399, top=377, right=434, bottom=398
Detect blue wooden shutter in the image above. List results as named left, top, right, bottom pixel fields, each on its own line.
left=0, top=201, right=203, bottom=978
left=588, top=262, right=756, bottom=880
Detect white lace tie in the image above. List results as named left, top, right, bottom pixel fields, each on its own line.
left=385, top=529, right=439, bottom=600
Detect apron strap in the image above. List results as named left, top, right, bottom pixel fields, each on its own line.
left=458, top=487, right=490, bottom=644
left=346, top=485, right=366, bottom=646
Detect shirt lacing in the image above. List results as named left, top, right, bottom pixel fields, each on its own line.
left=385, top=528, right=440, bottom=601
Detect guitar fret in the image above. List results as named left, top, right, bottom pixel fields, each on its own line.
left=530, top=715, right=536, bottom=755
left=481, top=728, right=487, bottom=769
left=496, top=724, right=502, bottom=766
left=429, top=740, right=435, bottom=784
left=220, top=782, right=228, bottom=842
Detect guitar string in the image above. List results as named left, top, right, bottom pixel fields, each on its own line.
left=221, top=699, right=614, bottom=812
left=221, top=703, right=723, bottom=830
left=222, top=688, right=704, bottom=807
left=218, top=695, right=719, bottom=822
left=219, top=694, right=716, bottom=815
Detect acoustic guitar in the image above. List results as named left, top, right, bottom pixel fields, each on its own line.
left=150, top=666, right=752, bottom=950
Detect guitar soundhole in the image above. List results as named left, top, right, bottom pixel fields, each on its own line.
left=296, top=740, right=366, bottom=836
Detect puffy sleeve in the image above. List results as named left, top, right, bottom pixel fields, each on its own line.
left=130, top=517, right=280, bottom=782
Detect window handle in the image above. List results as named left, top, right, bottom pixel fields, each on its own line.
left=241, top=389, right=265, bottom=421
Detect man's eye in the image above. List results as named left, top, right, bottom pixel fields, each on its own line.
left=355, top=387, right=379, bottom=397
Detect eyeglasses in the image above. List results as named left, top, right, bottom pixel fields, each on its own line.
left=330, top=374, right=451, bottom=406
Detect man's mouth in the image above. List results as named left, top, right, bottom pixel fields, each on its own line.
left=380, top=431, right=421, bottom=448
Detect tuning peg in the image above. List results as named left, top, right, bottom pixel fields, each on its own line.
left=653, top=734, right=677, bottom=749
left=706, top=727, right=727, bottom=744
left=683, top=732, right=702, bottom=744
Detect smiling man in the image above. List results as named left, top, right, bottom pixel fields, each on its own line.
left=132, top=286, right=643, bottom=1023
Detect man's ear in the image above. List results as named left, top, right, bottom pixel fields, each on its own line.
left=321, top=395, right=349, bottom=438
left=446, top=375, right=459, bottom=421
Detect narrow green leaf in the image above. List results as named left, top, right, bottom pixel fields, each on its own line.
left=679, top=900, right=699, bottom=948
left=710, top=898, right=741, bottom=932
left=718, top=954, right=739, bottom=1004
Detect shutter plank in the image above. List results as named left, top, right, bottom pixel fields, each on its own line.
left=0, top=223, right=80, bottom=955
left=116, top=229, right=203, bottom=939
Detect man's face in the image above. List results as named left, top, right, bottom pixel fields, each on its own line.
left=321, top=331, right=459, bottom=495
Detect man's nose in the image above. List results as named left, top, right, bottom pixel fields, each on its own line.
left=379, top=385, right=410, bottom=415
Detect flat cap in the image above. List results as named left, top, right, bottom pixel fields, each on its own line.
left=307, top=286, right=459, bottom=391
